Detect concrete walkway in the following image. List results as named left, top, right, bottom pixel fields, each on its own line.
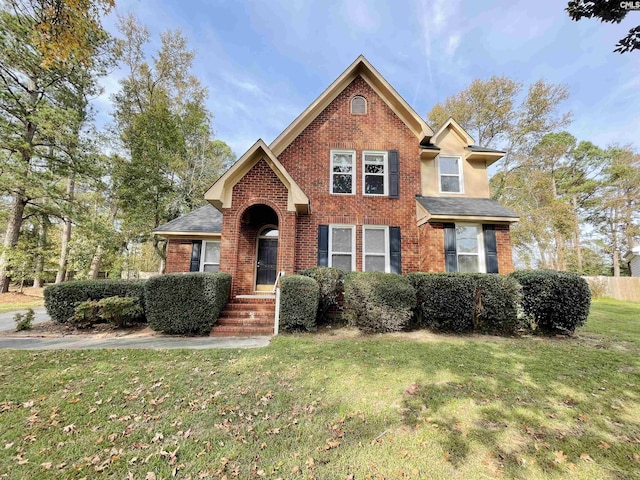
left=0, top=306, right=49, bottom=332
left=0, top=306, right=271, bottom=350
left=0, top=335, right=271, bottom=350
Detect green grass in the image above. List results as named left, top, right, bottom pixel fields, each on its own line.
left=0, top=299, right=43, bottom=313
left=0, top=299, right=639, bottom=479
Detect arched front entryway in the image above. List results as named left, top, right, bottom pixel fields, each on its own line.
left=236, top=204, right=280, bottom=294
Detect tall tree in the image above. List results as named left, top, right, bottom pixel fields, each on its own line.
left=112, top=15, right=230, bottom=271
left=7, top=0, right=115, bottom=67
left=567, top=0, right=640, bottom=53
left=0, top=2, right=113, bottom=291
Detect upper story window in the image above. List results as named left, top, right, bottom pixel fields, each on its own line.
left=351, top=95, right=367, bottom=114
left=330, top=150, right=355, bottom=194
left=438, top=155, right=464, bottom=193
left=363, top=151, right=388, bottom=195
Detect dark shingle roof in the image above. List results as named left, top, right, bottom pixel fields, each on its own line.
left=468, top=145, right=505, bottom=154
left=416, top=195, right=519, bottom=219
left=154, top=204, right=222, bottom=233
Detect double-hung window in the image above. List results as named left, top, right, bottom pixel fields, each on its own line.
left=455, top=225, right=484, bottom=273
left=438, top=155, right=463, bottom=193
left=330, top=150, right=355, bottom=194
left=363, top=226, right=389, bottom=272
left=200, top=240, right=221, bottom=272
left=363, top=151, right=388, bottom=195
left=329, top=225, right=355, bottom=271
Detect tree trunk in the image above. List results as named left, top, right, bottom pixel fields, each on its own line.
left=88, top=245, right=103, bottom=279
left=0, top=191, right=28, bottom=293
left=33, top=218, right=47, bottom=288
left=55, top=175, right=75, bottom=284
left=572, top=195, right=583, bottom=273
left=153, top=236, right=167, bottom=274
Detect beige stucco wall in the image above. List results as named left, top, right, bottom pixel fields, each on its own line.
left=421, top=128, right=490, bottom=198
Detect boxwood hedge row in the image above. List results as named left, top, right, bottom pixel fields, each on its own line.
left=145, top=273, right=231, bottom=335
left=510, top=270, right=591, bottom=334
left=279, top=275, right=319, bottom=332
left=44, top=279, right=147, bottom=323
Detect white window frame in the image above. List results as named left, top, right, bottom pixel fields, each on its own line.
left=330, top=149, right=356, bottom=195
left=438, top=154, right=464, bottom=194
left=328, top=224, right=356, bottom=271
left=362, top=225, right=390, bottom=273
left=454, top=223, right=485, bottom=273
left=351, top=95, right=367, bottom=114
left=200, top=240, right=221, bottom=272
left=362, top=150, right=388, bottom=196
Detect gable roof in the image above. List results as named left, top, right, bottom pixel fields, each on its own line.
left=429, top=117, right=505, bottom=165
left=415, top=195, right=520, bottom=224
left=153, top=204, right=222, bottom=236
left=204, top=139, right=310, bottom=213
left=269, top=55, right=433, bottom=156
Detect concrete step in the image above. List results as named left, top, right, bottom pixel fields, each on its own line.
left=223, top=303, right=275, bottom=312
left=232, top=296, right=275, bottom=304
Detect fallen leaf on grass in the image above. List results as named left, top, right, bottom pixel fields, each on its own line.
left=579, top=453, right=593, bottom=462
left=146, top=473, right=156, bottom=480
left=41, top=462, right=52, bottom=470
left=405, top=382, right=419, bottom=395
left=599, top=441, right=611, bottom=450
left=554, top=451, right=567, bottom=464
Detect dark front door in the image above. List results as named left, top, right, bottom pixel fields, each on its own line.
left=256, top=238, right=278, bottom=286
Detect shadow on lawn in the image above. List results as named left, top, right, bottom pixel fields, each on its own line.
left=390, top=338, right=640, bottom=477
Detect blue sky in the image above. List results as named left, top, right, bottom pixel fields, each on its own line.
left=96, top=0, right=640, bottom=158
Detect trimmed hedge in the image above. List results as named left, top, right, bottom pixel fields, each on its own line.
left=298, top=267, right=344, bottom=323
left=145, top=273, right=231, bottom=335
left=44, top=279, right=146, bottom=323
left=510, top=270, right=591, bottom=334
left=279, top=275, right=319, bottom=332
left=344, top=272, right=416, bottom=333
left=406, top=273, right=526, bottom=335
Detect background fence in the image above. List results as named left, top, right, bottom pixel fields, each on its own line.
left=584, top=276, right=640, bottom=303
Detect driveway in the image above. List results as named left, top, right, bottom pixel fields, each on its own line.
left=0, top=306, right=49, bottom=332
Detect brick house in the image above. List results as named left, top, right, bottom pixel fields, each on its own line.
left=154, top=56, right=519, bottom=334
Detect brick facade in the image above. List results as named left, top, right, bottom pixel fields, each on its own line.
left=166, top=239, right=192, bottom=273
left=163, top=73, right=515, bottom=290
left=278, top=76, right=422, bottom=273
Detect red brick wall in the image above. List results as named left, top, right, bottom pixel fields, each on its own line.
left=496, top=224, right=514, bottom=273
left=219, top=158, right=297, bottom=295
left=278, top=75, right=422, bottom=273
left=165, top=239, right=192, bottom=273
left=418, top=222, right=446, bottom=272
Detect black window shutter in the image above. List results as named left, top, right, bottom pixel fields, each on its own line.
left=443, top=223, right=458, bottom=272
left=390, top=227, right=402, bottom=274
left=388, top=150, right=399, bottom=198
left=317, top=225, right=329, bottom=267
left=190, top=240, right=202, bottom=272
left=483, top=225, right=499, bottom=274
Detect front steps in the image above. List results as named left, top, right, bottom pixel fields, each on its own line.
left=210, top=296, right=275, bottom=337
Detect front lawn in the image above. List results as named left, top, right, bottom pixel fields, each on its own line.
left=0, top=299, right=639, bottom=479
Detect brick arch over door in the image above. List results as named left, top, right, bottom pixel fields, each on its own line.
left=218, top=158, right=298, bottom=296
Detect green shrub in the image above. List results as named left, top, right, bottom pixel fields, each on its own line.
left=406, top=273, right=527, bottom=335
left=298, top=267, right=344, bottom=323
left=344, top=272, right=416, bottom=333
left=71, top=300, right=101, bottom=328
left=97, top=296, right=143, bottom=328
left=145, top=273, right=231, bottom=335
left=510, top=270, right=591, bottom=334
left=279, top=275, right=319, bottom=332
left=44, top=280, right=146, bottom=323
left=13, top=308, right=34, bottom=331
